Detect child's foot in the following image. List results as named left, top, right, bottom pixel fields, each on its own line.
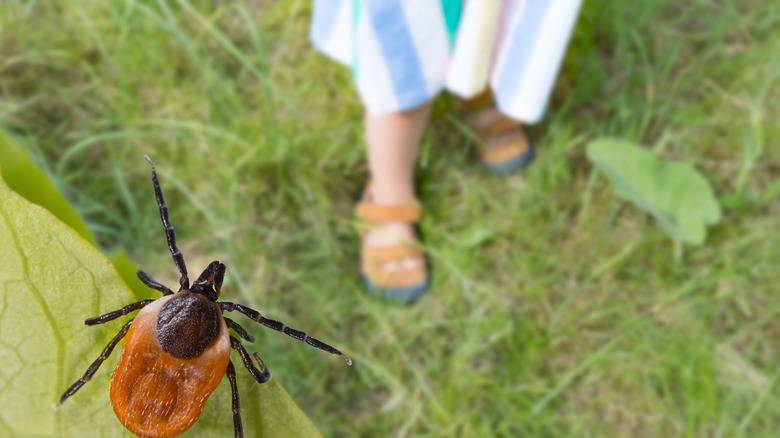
left=461, top=94, right=535, bottom=175
left=363, top=221, right=422, bottom=271
left=356, top=186, right=430, bottom=304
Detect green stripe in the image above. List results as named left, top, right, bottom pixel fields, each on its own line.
left=351, top=0, right=361, bottom=79
left=440, top=0, right=461, bottom=47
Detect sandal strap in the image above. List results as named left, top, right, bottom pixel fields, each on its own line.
left=458, top=91, right=520, bottom=140
left=474, top=116, right=519, bottom=141
left=362, top=244, right=424, bottom=265
left=356, top=201, right=422, bottom=223
left=477, top=131, right=530, bottom=164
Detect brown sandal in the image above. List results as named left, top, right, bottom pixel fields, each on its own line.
left=459, top=91, right=535, bottom=175
left=355, top=186, right=430, bottom=303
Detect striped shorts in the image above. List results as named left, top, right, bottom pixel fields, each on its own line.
left=310, top=0, right=582, bottom=124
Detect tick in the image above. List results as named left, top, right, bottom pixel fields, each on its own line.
left=58, top=156, right=351, bottom=438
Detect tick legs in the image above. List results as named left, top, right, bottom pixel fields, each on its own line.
left=137, top=270, right=174, bottom=296
left=227, top=338, right=269, bottom=438
left=58, top=320, right=134, bottom=405
left=84, top=300, right=155, bottom=326
left=145, top=155, right=189, bottom=292
left=230, top=336, right=271, bottom=384
left=220, top=302, right=352, bottom=366
left=226, top=360, right=243, bottom=438
left=225, top=318, right=255, bottom=342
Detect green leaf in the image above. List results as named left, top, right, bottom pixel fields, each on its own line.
left=586, top=138, right=722, bottom=245
left=0, top=171, right=322, bottom=437
left=0, top=131, right=151, bottom=301
left=0, top=130, right=94, bottom=245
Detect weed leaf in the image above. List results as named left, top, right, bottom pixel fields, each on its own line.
left=0, top=170, right=321, bottom=437
left=586, top=138, right=721, bottom=244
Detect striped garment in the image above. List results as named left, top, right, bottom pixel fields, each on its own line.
left=310, top=0, right=582, bottom=124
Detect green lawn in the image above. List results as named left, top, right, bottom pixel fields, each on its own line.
left=2, top=0, right=779, bottom=436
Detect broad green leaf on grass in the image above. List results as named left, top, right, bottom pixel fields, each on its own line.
left=0, top=130, right=94, bottom=244
left=586, top=138, right=721, bottom=245
left=0, top=171, right=323, bottom=437
left=0, top=130, right=151, bottom=301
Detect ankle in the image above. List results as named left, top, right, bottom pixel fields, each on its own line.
left=472, top=106, right=503, bottom=128
left=369, top=181, right=416, bottom=206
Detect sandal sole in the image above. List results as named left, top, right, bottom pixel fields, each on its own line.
left=360, top=271, right=430, bottom=305
left=481, top=144, right=535, bottom=175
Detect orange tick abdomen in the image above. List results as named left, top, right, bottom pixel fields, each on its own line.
left=109, top=293, right=231, bottom=438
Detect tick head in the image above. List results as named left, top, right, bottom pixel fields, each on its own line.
left=190, top=261, right=226, bottom=302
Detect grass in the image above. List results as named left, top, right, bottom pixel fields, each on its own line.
left=2, top=0, right=780, bottom=436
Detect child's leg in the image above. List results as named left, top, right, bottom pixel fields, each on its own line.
left=365, top=102, right=431, bottom=206
left=363, top=102, right=431, bottom=270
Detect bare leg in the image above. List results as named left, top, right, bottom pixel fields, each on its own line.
left=363, top=102, right=432, bottom=271
left=365, top=102, right=431, bottom=206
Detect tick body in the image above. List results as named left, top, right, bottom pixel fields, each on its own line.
left=58, top=156, right=351, bottom=438
left=110, top=292, right=230, bottom=437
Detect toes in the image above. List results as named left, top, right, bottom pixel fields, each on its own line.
left=381, top=258, right=423, bottom=272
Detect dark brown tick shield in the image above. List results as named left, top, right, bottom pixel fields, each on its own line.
left=58, top=156, right=351, bottom=438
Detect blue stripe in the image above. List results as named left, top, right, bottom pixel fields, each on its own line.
left=365, top=0, right=431, bottom=110
left=495, top=0, right=552, bottom=111
left=310, top=0, right=344, bottom=49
